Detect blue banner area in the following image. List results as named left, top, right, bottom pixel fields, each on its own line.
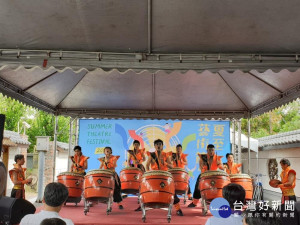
left=78, top=119, right=230, bottom=192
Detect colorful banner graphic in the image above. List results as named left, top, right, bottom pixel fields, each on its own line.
left=78, top=119, right=230, bottom=192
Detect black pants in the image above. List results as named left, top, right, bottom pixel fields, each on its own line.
left=187, top=184, right=191, bottom=195
left=193, top=174, right=201, bottom=200
left=11, top=188, right=24, bottom=199
left=174, top=194, right=180, bottom=205
left=113, top=173, right=123, bottom=203
left=280, top=196, right=298, bottom=225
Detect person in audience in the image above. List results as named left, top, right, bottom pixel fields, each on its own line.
left=205, top=183, right=245, bottom=225
left=243, top=206, right=281, bottom=225
left=0, top=158, right=7, bottom=197
left=9, top=154, right=32, bottom=199
left=20, top=182, right=74, bottom=225
left=40, top=218, right=66, bottom=225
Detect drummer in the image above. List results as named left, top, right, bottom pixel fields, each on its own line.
left=171, top=144, right=188, bottom=168
left=224, top=153, right=241, bottom=175
left=145, top=139, right=184, bottom=216
left=276, top=158, right=297, bottom=204
left=188, top=144, right=224, bottom=208
left=127, top=140, right=146, bottom=172
left=9, top=154, right=32, bottom=199
left=170, top=144, right=192, bottom=199
left=70, top=146, right=89, bottom=175
left=99, top=147, right=124, bottom=209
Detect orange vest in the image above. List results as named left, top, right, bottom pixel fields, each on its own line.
left=71, top=154, right=89, bottom=174
left=99, top=155, right=120, bottom=171
left=9, top=164, right=26, bottom=190
left=172, top=153, right=188, bottom=168
left=280, top=166, right=296, bottom=196
left=225, top=162, right=242, bottom=174
left=148, top=151, right=169, bottom=171
left=199, top=154, right=222, bottom=172
left=128, top=148, right=145, bottom=165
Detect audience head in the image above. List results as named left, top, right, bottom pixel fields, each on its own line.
left=43, top=182, right=68, bottom=208
left=222, top=183, right=246, bottom=209
left=40, top=218, right=66, bottom=225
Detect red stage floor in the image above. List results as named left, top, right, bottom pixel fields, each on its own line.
left=40, top=197, right=211, bottom=225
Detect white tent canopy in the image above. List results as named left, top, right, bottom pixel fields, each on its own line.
left=230, top=128, right=258, bottom=152
left=0, top=1, right=300, bottom=119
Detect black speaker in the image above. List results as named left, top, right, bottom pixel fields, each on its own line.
left=0, top=114, right=5, bottom=153
left=0, top=196, right=36, bottom=225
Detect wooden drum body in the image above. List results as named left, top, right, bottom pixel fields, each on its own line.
left=84, top=169, right=115, bottom=202
left=57, top=172, right=84, bottom=203
left=140, top=170, right=175, bottom=208
left=230, top=174, right=253, bottom=200
left=168, top=168, right=189, bottom=195
left=199, top=170, right=231, bottom=201
left=120, top=167, right=142, bottom=194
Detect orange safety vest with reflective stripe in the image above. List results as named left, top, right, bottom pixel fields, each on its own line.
left=128, top=148, right=145, bottom=165
left=71, top=154, right=89, bottom=174
left=280, top=166, right=296, bottom=196
left=225, top=162, right=242, bottom=175
left=99, top=155, right=120, bottom=171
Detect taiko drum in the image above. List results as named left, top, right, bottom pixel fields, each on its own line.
left=57, top=172, right=84, bottom=198
left=230, top=174, right=253, bottom=200
left=168, top=168, right=189, bottom=195
left=120, top=167, right=143, bottom=194
left=199, top=170, right=231, bottom=201
left=84, top=169, right=115, bottom=201
left=140, top=170, right=175, bottom=208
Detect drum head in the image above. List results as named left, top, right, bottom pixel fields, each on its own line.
left=86, top=169, right=114, bottom=176
left=201, top=170, right=228, bottom=177
left=168, top=168, right=187, bottom=173
left=57, top=172, right=84, bottom=177
left=143, top=170, right=173, bottom=178
left=269, top=179, right=282, bottom=188
left=121, top=167, right=142, bottom=172
left=230, top=173, right=251, bottom=179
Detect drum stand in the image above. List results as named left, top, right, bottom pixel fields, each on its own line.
left=201, top=197, right=208, bottom=216
left=83, top=195, right=113, bottom=215
left=140, top=196, right=174, bottom=223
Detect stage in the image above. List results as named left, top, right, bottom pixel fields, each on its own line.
left=40, top=197, right=211, bottom=225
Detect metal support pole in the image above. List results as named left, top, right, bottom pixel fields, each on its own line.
left=238, top=119, right=242, bottom=164
left=247, top=117, right=251, bottom=175
left=36, top=150, right=45, bottom=202
left=67, top=118, right=74, bottom=170
left=75, top=118, right=79, bottom=145
left=52, top=116, right=58, bottom=182
left=232, top=120, right=236, bottom=162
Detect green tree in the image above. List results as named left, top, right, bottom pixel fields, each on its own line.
left=241, top=99, right=300, bottom=138
left=0, top=93, right=71, bottom=153
left=0, top=94, right=27, bottom=131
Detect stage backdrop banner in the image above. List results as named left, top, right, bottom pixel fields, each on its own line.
left=78, top=119, right=230, bottom=192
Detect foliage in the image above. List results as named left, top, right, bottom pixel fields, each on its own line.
left=241, top=99, right=300, bottom=138
left=0, top=93, right=70, bottom=153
